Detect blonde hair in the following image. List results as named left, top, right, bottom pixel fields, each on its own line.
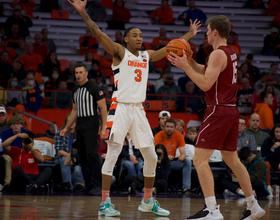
left=175, top=119, right=185, bottom=128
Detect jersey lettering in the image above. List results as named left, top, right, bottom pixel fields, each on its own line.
left=134, top=69, right=142, bottom=82
left=128, top=60, right=147, bottom=69
left=232, top=61, right=238, bottom=84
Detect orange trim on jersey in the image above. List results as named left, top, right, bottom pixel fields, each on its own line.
left=106, top=121, right=113, bottom=128
left=109, top=103, right=118, bottom=110
left=112, top=97, right=117, bottom=102
left=128, top=60, right=147, bottom=69
left=115, top=80, right=119, bottom=86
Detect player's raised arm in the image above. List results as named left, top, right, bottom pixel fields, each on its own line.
left=69, top=0, right=124, bottom=58
left=147, top=19, right=201, bottom=62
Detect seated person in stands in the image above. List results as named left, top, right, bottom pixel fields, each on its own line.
left=0, top=50, right=13, bottom=88
left=44, top=68, right=61, bottom=97
left=176, top=80, right=204, bottom=113
left=79, top=28, right=98, bottom=55
left=54, top=113, right=76, bottom=190
left=10, top=0, right=36, bottom=19
left=60, top=60, right=76, bottom=90
left=20, top=42, right=43, bottom=72
left=151, top=28, right=171, bottom=50
left=157, top=74, right=181, bottom=101
left=149, top=0, right=174, bottom=25
left=154, top=118, right=192, bottom=195
left=87, top=59, right=106, bottom=83
left=15, top=37, right=26, bottom=58
left=123, top=144, right=171, bottom=194
left=185, top=126, right=197, bottom=145
left=119, top=133, right=144, bottom=177
left=50, top=81, right=72, bottom=109
left=41, top=28, right=57, bottom=52
left=0, top=36, right=17, bottom=64
left=42, top=51, right=61, bottom=77
left=152, top=110, right=171, bottom=136
left=264, top=85, right=277, bottom=113
left=254, top=72, right=267, bottom=90
left=261, top=123, right=280, bottom=197
left=84, top=51, right=94, bottom=63
left=109, top=0, right=132, bottom=30
left=5, top=105, right=31, bottom=131
left=155, top=70, right=168, bottom=92
left=99, top=51, right=113, bottom=77
left=33, top=34, right=49, bottom=61
left=0, top=107, right=9, bottom=137
left=88, top=0, right=107, bottom=22
left=114, top=31, right=125, bottom=46
left=175, top=119, right=186, bottom=139
left=6, top=77, right=24, bottom=107
left=2, top=131, right=52, bottom=193
left=237, top=116, right=257, bottom=151
left=222, top=147, right=269, bottom=198
left=36, top=123, right=56, bottom=139
left=261, top=27, right=280, bottom=56
left=236, top=77, right=255, bottom=107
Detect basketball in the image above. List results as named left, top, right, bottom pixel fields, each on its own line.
left=165, top=39, right=192, bottom=59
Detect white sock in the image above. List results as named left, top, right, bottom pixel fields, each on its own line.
left=238, top=189, right=245, bottom=196
left=205, top=196, right=217, bottom=211
left=246, top=195, right=256, bottom=208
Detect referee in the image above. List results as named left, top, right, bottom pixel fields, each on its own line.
left=60, top=63, right=107, bottom=196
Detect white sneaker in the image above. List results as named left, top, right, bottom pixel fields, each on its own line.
left=267, top=185, right=274, bottom=198
left=240, top=200, right=266, bottom=220
left=224, top=189, right=237, bottom=197
left=186, top=205, right=224, bottom=220
left=138, top=197, right=170, bottom=216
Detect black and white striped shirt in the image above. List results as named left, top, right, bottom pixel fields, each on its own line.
left=72, top=81, right=104, bottom=118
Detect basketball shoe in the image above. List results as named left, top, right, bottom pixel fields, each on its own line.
left=186, top=205, right=224, bottom=220
left=240, top=200, right=265, bottom=220
left=98, top=198, right=120, bottom=217
left=138, top=197, right=170, bottom=216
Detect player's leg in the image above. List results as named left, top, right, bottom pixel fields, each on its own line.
left=221, top=150, right=265, bottom=220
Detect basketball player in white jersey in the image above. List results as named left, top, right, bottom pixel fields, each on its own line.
left=69, top=0, right=201, bottom=217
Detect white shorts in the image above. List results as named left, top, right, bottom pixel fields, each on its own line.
left=105, top=102, right=154, bottom=148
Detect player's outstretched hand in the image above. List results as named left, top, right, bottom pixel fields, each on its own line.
left=189, top=19, right=202, bottom=37
left=68, top=0, right=87, bottom=12
left=167, top=50, right=189, bottom=70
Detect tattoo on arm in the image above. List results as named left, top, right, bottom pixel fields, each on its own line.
left=80, top=11, right=100, bottom=36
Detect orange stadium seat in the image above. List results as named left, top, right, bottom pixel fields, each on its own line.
left=51, top=10, right=69, bottom=20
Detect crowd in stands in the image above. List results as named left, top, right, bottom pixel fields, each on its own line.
left=0, top=0, right=280, bottom=198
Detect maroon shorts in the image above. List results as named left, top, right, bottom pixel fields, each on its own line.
left=195, top=105, right=239, bottom=151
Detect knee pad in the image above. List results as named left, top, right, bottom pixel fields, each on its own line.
left=101, top=140, right=122, bottom=176
left=140, top=146, right=157, bottom=177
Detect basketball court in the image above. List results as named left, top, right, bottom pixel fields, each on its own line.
left=0, top=193, right=279, bottom=219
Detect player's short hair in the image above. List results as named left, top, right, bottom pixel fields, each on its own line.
left=260, top=91, right=272, bottom=102
left=175, top=119, right=185, bottom=128
left=239, top=116, right=246, bottom=124
left=187, top=126, right=197, bottom=133
left=24, top=131, right=36, bottom=140
left=123, top=27, right=138, bottom=47
left=164, top=118, right=176, bottom=127
left=75, top=62, right=87, bottom=71
left=206, top=15, right=231, bottom=39
left=238, top=146, right=252, bottom=161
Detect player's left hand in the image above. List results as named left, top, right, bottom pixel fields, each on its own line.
left=189, top=19, right=202, bottom=37
left=167, top=50, right=189, bottom=70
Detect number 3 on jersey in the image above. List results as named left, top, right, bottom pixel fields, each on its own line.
left=232, top=61, right=238, bottom=84
left=134, top=69, right=142, bottom=82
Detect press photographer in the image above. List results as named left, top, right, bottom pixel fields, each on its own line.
left=2, top=131, right=52, bottom=192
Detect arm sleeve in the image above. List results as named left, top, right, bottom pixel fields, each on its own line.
left=264, top=108, right=274, bottom=129
left=149, top=8, right=158, bottom=19
left=92, top=84, right=105, bottom=101
left=178, top=133, right=185, bottom=148
left=154, top=133, right=161, bottom=146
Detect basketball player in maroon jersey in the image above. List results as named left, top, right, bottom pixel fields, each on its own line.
left=168, top=15, right=265, bottom=220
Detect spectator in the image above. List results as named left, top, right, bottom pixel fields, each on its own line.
left=157, top=74, right=181, bottom=101
left=109, top=0, right=132, bottom=30
left=268, top=63, right=280, bottom=90
left=244, top=113, right=269, bottom=150
left=79, top=28, right=98, bottom=55
left=185, top=126, right=197, bottom=145
left=177, top=0, right=207, bottom=26
left=0, top=107, right=9, bottom=137
left=33, top=34, right=49, bottom=61
left=267, top=0, right=280, bottom=16
left=41, top=28, right=57, bottom=52
left=36, top=123, right=56, bottom=139
left=155, top=70, right=168, bottom=92
left=54, top=113, right=76, bottom=190
left=150, top=52, right=171, bottom=73
left=59, top=0, right=77, bottom=14
left=0, top=22, right=6, bottom=37
left=10, top=0, right=36, bottom=19
left=254, top=72, right=267, bottom=90
left=20, top=42, right=43, bottom=72
left=154, top=118, right=192, bottom=195
left=15, top=37, right=26, bottom=58
left=2, top=131, right=52, bottom=193
left=245, top=54, right=260, bottom=83
left=177, top=80, right=204, bottom=113
left=44, top=68, right=60, bottom=97
left=6, top=104, right=31, bottom=130
left=0, top=35, right=17, bottom=63
left=5, top=5, right=33, bottom=38
left=119, top=133, right=144, bottom=177
left=237, top=116, right=257, bottom=151
left=84, top=51, right=94, bottom=63
left=10, top=58, right=25, bottom=82
left=196, top=39, right=212, bottom=65
left=0, top=50, right=13, bottom=87
left=264, top=85, right=278, bottom=113
left=152, top=28, right=171, bottom=50
left=87, top=60, right=105, bottom=82
left=5, top=23, right=22, bottom=49
left=272, top=12, right=280, bottom=29
left=152, top=110, right=171, bottom=136
left=261, top=27, right=280, bottom=56
left=230, top=31, right=241, bottom=55
left=95, top=75, right=109, bottom=95
left=228, top=35, right=240, bottom=61
left=261, top=123, right=280, bottom=197
left=254, top=91, right=274, bottom=129
left=88, top=0, right=107, bottom=22
left=175, top=119, right=186, bottom=139
left=6, top=77, right=24, bottom=106
left=250, top=88, right=262, bottom=112
left=123, top=144, right=171, bottom=194
left=114, top=31, right=125, bottom=46
left=50, top=81, right=72, bottom=109
left=264, top=75, right=280, bottom=98
left=99, top=51, right=113, bottom=77
left=236, top=77, right=255, bottom=107
left=42, top=51, right=61, bottom=77
left=240, top=63, right=254, bottom=86
left=149, top=0, right=174, bottom=25
left=245, top=0, right=266, bottom=9
left=1, top=115, right=28, bottom=149
left=61, top=60, right=77, bottom=90
left=222, top=147, right=269, bottom=198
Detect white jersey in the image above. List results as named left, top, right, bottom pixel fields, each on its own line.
left=111, top=48, right=149, bottom=103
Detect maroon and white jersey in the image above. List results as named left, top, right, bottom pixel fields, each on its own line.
left=204, top=45, right=238, bottom=106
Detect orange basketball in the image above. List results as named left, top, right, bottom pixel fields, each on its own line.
left=165, top=39, right=192, bottom=59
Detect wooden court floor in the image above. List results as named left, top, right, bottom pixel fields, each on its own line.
left=0, top=194, right=279, bottom=220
